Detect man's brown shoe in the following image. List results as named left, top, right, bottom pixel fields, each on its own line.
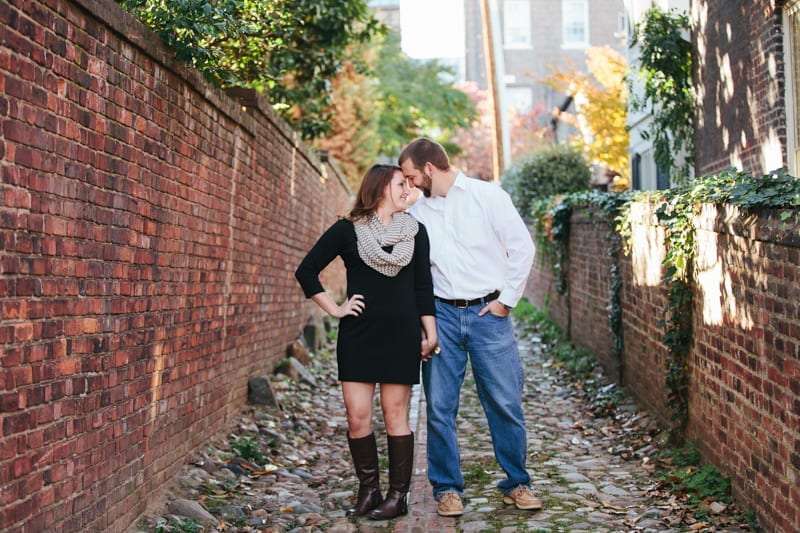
left=502, top=485, right=542, bottom=510
left=436, top=491, right=464, bottom=517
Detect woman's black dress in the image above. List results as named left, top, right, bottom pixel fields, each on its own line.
left=295, top=219, right=435, bottom=384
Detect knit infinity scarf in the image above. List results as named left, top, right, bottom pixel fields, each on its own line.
left=353, top=212, right=419, bottom=277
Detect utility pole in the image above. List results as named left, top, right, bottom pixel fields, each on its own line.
left=480, top=0, right=509, bottom=181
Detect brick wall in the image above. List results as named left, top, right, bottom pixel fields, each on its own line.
left=522, top=222, right=570, bottom=331
left=527, top=201, right=800, bottom=532
left=693, top=0, right=786, bottom=175
left=566, top=210, right=619, bottom=379
left=618, top=202, right=672, bottom=421
left=689, top=204, right=800, bottom=532
left=0, top=1, right=350, bottom=531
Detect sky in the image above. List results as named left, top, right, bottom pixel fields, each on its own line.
left=399, top=0, right=465, bottom=59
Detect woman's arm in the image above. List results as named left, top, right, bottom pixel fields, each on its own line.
left=310, top=291, right=364, bottom=319
left=420, top=314, right=438, bottom=362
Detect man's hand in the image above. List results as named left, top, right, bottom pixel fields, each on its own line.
left=478, top=299, right=510, bottom=317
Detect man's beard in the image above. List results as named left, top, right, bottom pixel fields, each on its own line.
left=421, top=173, right=433, bottom=197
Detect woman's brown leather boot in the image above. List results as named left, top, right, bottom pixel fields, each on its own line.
left=346, top=433, right=384, bottom=516
left=368, top=432, right=414, bottom=520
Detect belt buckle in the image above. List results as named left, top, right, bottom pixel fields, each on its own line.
left=455, top=299, right=468, bottom=309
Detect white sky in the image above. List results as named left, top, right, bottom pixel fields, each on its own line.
left=399, top=0, right=465, bottom=59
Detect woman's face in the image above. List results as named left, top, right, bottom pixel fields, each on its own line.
left=382, top=170, right=411, bottom=213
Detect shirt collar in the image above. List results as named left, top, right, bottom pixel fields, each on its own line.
left=414, top=170, right=467, bottom=211
left=451, top=170, right=468, bottom=192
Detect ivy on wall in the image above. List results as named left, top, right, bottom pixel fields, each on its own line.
left=533, top=169, right=800, bottom=428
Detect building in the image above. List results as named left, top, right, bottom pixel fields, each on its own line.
left=464, top=0, right=626, bottom=139
left=693, top=1, right=789, bottom=177
left=626, top=0, right=794, bottom=190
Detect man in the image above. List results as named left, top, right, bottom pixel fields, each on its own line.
left=398, top=138, right=540, bottom=517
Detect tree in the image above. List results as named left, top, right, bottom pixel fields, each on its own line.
left=546, top=46, right=630, bottom=190
left=315, top=30, right=478, bottom=187
left=501, top=144, right=591, bottom=217
left=509, top=103, right=553, bottom=161
left=313, top=48, right=381, bottom=188
left=372, top=32, right=476, bottom=158
left=117, top=0, right=382, bottom=139
left=449, top=82, right=494, bottom=180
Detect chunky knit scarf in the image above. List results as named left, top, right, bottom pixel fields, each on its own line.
left=353, top=212, right=419, bottom=277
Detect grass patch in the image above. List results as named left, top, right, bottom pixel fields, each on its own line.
left=154, top=517, right=202, bottom=533
left=463, top=463, right=493, bottom=486
left=230, top=434, right=267, bottom=464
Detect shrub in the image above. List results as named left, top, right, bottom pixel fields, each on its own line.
left=501, top=144, right=591, bottom=217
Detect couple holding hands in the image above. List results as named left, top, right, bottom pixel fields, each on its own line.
left=295, top=138, right=540, bottom=519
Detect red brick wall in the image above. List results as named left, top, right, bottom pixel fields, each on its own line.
left=522, top=223, right=569, bottom=330
left=618, top=202, right=672, bottom=421
left=693, top=0, right=787, bottom=175
left=0, top=1, right=350, bottom=531
left=566, top=210, right=618, bottom=377
left=528, top=201, right=800, bottom=532
left=524, top=210, right=623, bottom=383
left=688, top=204, right=800, bottom=533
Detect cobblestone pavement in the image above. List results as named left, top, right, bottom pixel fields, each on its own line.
left=138, top=319, right=750, bottom=533
left=394, top=324, right=668, bottom=533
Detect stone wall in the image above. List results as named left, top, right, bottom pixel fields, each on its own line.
left=525, top=202, right=800, bottom=532
left=0, top=0, right=350, bottom=531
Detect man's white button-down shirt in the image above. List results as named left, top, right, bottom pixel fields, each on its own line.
left=409, top=171, right=535, bottom=307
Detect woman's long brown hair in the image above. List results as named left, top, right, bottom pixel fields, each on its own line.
left=347, top=164, right=401, bottom=222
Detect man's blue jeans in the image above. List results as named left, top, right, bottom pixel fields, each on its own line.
left=422, top=300, right=531, bottom=499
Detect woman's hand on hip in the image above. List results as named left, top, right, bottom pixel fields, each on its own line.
left=336, top=294, right=365, bottom=318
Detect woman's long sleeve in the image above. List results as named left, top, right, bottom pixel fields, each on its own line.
left=414, top=224, right=435, bottom=316
left=295, top=221, right=345, bottom=298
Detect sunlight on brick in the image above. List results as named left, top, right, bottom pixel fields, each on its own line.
left=694, top=206, right=757, bottom=329
left=630, top=203, right=665, bottom=287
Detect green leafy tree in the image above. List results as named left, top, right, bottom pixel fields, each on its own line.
left=315, top=30, right=477, bottom=186
left=373, top=31, right=477, bottom=157
left=117, top=0, right=382, bottom=139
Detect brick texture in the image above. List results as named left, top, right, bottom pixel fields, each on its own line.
left=527, top=201, right=800, bottom=532
left=693, top=0, right=787, bottom=175
left=0, top=0, right=350, bottom=531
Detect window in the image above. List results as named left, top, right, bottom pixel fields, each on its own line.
left=503, top=0, right=531, bottom=49
left=562, top=0, right=589, bottom=49
left=784, top=1, right=800, bottom=175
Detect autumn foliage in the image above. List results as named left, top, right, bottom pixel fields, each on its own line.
left=546, top=46, right=630, bottom=190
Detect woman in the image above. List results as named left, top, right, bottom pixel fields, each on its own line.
left=295, top=164, right=437, bottom=520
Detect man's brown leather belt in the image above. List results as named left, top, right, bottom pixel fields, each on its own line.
left=435, top=290, right=500, bottom=309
